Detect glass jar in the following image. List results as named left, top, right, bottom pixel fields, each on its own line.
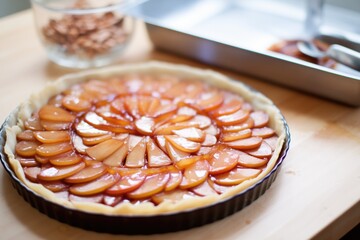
left=31, top=0, right=135, bottom=68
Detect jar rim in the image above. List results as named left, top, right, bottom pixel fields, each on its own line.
left=30, top=0, right=141, bottom=15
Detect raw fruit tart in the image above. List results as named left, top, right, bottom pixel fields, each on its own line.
left=4, top=61, right=286, bottom=215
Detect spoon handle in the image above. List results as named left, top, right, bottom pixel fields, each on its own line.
left=327, top=45, right=360, bottom=71
left=304, top=0, right=325, bottom=38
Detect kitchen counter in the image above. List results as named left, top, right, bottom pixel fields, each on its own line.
left=0, top=10, right=359, bottom=240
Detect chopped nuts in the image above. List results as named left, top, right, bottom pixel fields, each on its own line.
left=42, top=1, right=130, bottom=58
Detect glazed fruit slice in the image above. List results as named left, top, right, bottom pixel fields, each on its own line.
left=180, top=160, right=209, bottom=189
left=165, top=135, right=201, bottom=153
left=69, top=173, right=120, bottom=196
left=38, top=162, right=85, bottom=181
left=147, top=139, right=172, bottom=167
left=152, top=189, right=195, bottom=204
left=106, top=171, right=146, bottom=195
left=65, top=163, right=107, bottom=183
left=86, top=139, right=123, bottom=161
left=38, top=105, right=75, bottom=122
left=15, top=141, right=40, bottom=157
left=34, top=131, right=70, bottom=144
left=191, top=179, right=218, bottom=196
left=36, top=142, right=73, bottom=157
left=209, top=147, right=239, bottom=175
left=214, top=168, right=262, bottom=186
left=125, top=138, right=146, bottom=167
left=127, top=173, right=170, bottom=199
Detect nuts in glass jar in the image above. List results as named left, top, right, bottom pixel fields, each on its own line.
left=42, top=3, right=129, bottom=58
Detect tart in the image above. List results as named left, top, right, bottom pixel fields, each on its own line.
left=2, top=61, right=289, bottom=232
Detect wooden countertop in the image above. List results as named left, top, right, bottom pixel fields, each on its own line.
left=0, top=10, right=359, bottom=240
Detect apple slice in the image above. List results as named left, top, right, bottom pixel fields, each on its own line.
left=172, top=127, right=205, bottom=142
left=125, top=138, right=146, bottom=167
left=201, top=134, right=217, bottom=147
left=204, top=125, right=219, bottom=136
left=252, top=127, right=275, bottom=138
left=165, top=135, right=201, bottom=153
left=72, top=134, right=88, bottom=154
left=221, top=129, right=252, bottom=142
left=207, top=179, right=234, bottom=194
left=103, top=144, right=128, bottom=167
left=209, top=147, right=238, bottom=175
left=38, top=105, right=75, bottom=122
left=191, top=179, right=218, bottom=196
left=17, top=158, right=39, bottom=167
left=197, top=147, right=212, bottom=155
left=96, top=105, right=132, bottom=126
left=127, top=173, right=170, bottom=199
left=25, top=115, right=44, bottom=131
left=165, top=169, right=183, bottom=191
left=40, top=120, right=71, bottom=131
left=135, top=116, right=155, bottom=135
left=155, top=135, right=167, bottom=152
left=196, top=91, right=224, bottom=111
left=34, top=154, right=50, bottom=164
left=113, top=133, right=129, bottom=141
left=40, top=180, right=69, bottom=192
left=69, top=194, right=104, bottom=203
left=147, top=139, right=172, bottom=167
left=124, top=96, right=139, bottom=118
left=222, top=118, right=254, bottom=133
left=86, top=139, right=123, bottom=161
left=152, top=189, right=195, bottom=205
left=211, top=98, right=243, bottom=117
left=38, top=162, right=85, bottom=181
left=50, top=153, right=82, bottom=166
left=69, top=173, right=119, bottom=196
left=216, top=109, right=250, bottom=126
left=146, top=98, right=161, bottom=117
left=250, top=111, right=269, bottom=128
left=152, top=103, right=177, bottom=121
left=169, top=106, right=197, bottom=123
left=65, top=163, right=107, bottom=184
left=184, top=115, right=211, bottom=129
left=62, top=95, right=91, bottom=112
left=154, top=123, right=190, bottom=135
left=33, top=131, right=70, bottom=144
left=175, top=155, right=204, bottom=170
left=246, top=141, right=272, bottom=158
left=110, top=98, right=126, bottom=114
left=225, top=137, right=262, bottom=150
left=180, top=160, right=209, bottom=189
left=36, top=142, right=73, bottom=157
left=238, top=151, right=268, bottom=168
left=137, top=96, right=152, bottom=116
left=106, top=171, right=146, bottom=195
left=263, top=136, right=279, bottom=151
left=84, top=111, right=108, bottom=127
left=24, top=166, right=41, bottom=182
left=76, top=120, right=108, bottom=137
left=165, top=141, right=190, bottom=163
left=103, top=195, right=123, bottom=206
left=17, top=130, right=36, bottom=141
left=15, top=141, right=40, bottom=157
left=82, top=134, right=112, bottom=146
left=214, top=168, right=261, bottom=186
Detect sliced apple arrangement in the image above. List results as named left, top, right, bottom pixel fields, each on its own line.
left=14, top=74, right=278, bottom=206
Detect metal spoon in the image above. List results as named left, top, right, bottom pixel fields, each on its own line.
left=297, top=41, right=360, bottom=71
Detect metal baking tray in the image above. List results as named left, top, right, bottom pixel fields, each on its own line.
left=129, top=0, right=360, bottom=106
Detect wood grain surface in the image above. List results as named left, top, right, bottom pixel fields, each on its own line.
left=0, top=10, right=359, bottom=240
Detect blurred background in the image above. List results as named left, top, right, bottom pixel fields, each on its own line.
left=1, top=0, right=360, bottom=18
